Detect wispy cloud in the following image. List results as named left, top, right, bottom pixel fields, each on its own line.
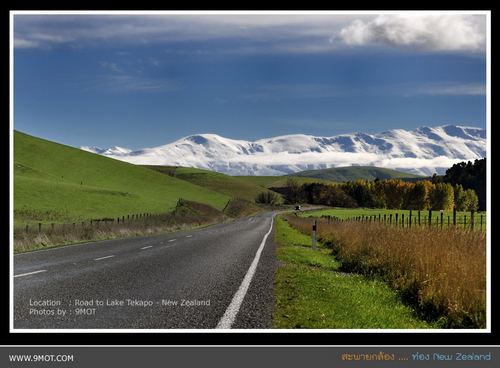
left=416, top=82, right=486, bottom=96
left=93, top=57, right=179, bottom=93
left=96, top=74, right=180, bottom=93
left=14, top=12, right=487, bottom=57
left=245, top=80, right=486, bottom=102
left=394, top=81, right=486, bottom=97
left=99, top=61, right=124, bottom=73
left=12, top=12, right=359, bottom=53
left=244, top=83, right=346, bottom=102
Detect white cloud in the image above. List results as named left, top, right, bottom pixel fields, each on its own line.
left=339, top=14, right=486, bottom=52
left=14, top=12, right=488, bottom=55
left=224, top=151, right=463, bottom=176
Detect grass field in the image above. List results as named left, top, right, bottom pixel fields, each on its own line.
left=144, top=165, right=279, bottom=204
left=282, top=212, right=487, bottom=328
left=13, top=131, right=232, bottom=226
left=236, top=175, right=335, bottom=189
left=273, top=214, right=438, bottom=329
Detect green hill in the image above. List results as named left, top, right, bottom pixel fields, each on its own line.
left=142, top=165, right=279, bottom=203
left=286, top=166, right=425, bottom=182
left=235, top=175, right=336, bottom=189
left=13, top=131, right=231, bottom=226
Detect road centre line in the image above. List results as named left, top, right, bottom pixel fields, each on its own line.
left=215, top=215, right=275, bottom=329
left=168, top=239, right=176, bottom=242
left=14, top=270, right=47, bottom=278
left=93, top=255, right=115, bottom=261
left=140, top=246, right=153, bottom=250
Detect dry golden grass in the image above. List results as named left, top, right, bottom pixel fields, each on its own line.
left=14, top=200, right=228, bottom=252
left=282, top=214, right=487, bottom=328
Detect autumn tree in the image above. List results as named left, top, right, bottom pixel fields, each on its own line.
left=454, top=184, right=479, bottom=211
left=429, top=182, right=455, bottom=211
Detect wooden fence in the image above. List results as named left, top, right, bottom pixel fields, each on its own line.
left=15, top=198, right=203, bottom=236
left=320, top=210, right=485, bottom=231
left=17, top=212, right=176, bottom=235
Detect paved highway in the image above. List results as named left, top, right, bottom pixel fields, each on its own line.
left=13, top=211, right=281, bottom=330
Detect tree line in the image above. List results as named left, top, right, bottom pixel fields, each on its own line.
left=443, top=158, right=486, bottom=211
left=256, top=159, right=485, bottom=212
left=281, top=178, right=479, bottom=211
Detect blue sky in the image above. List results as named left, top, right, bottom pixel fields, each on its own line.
left=12, top=11, right=489, bottom=150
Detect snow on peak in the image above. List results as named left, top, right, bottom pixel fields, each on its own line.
left=80, top=124, right=486, bottom=176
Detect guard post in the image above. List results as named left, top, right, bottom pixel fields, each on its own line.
left=312, top=219, right=317, bottom=251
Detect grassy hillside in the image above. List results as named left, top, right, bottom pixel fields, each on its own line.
left=13, top=131, right=230, bottom=226
left=143, top=165, right=278, bottom=203
left=236, top=175, right=335, bottom=189
left=287, top=166, right=425, bottom=182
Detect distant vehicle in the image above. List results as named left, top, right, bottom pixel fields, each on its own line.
left=295, top=205, right=301, bottom=211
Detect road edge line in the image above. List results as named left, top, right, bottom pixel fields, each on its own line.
left=215, top=215, right=275, bottom=329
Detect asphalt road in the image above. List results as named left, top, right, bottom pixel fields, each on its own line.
left=13, top=211, right=281, bottom=330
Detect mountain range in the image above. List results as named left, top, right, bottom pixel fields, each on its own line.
left=80, top=124, right=486, bottom=177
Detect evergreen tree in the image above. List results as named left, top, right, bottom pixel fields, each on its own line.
left=444, top=158, right=486, bottom=210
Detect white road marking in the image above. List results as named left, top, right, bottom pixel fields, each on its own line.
left=93, top=255, right=115, bottom=261
left=140, top=246, right=153, bottom=250
left=215, top=215, right=275, bottom=329
left=168, top=239, right=176, bottom=242
left=14, top=270, right=47, bottom=278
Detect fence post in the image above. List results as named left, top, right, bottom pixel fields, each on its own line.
left=409, top=210, right=412, bottom=228
left=312, top=220, right=317, bottom=251
left=428, top=210, right=432, bottom=227
left=470, top=210, right=475, bottom=230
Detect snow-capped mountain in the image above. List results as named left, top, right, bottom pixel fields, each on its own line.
left=80, top=125, right=486, bottom=176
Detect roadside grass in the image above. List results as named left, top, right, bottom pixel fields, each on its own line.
left=283, top=213, right=487, bottom=329
left=13, top=200, right=227, bottom=253
left=273, top=214, right=438, bottom=329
